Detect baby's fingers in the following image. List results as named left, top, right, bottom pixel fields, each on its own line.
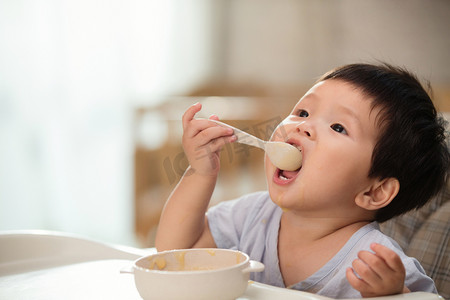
left=348, top=244, right=406, bottom=297
left=209, top=114, right=220, bottom=121
left=193, top=126, right=235, bottom=149
left=346, top=267, right=371, bottom=294
left=183, top=121, right=233, bottom=146
left=370, top=243, right=405, bottom=273
left=355, top=255, right=383, bottom=281
left=182, top=102, right=202, bottom=131
left=357, top=250, right=391, bottom=279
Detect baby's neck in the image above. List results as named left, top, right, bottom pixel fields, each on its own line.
left=277, top=214, right=372, bottom=286
left=279, top=212, right=371, bottom=242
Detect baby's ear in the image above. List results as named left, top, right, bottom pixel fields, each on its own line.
left=355, top=177, right=400, bottom=210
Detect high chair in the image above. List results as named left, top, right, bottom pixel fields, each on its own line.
left=0, top=230, right=444, bottom=299
left=381, top=177, right=449, bottom=299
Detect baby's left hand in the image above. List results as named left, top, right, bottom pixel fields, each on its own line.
left=346, top=243, right=408, bottom=297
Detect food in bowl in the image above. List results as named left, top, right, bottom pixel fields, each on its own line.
left=121, top=248, right=264, bottom=300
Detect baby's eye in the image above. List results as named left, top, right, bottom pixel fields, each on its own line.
left=331, top=123, right=347, bottom=135
left=297, top=110, right=309, bottom=118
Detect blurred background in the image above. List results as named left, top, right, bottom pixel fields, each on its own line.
left=1, top=0, right=449, bottom=247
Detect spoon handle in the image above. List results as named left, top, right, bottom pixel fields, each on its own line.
left=208, top=119, right=266, bottom=150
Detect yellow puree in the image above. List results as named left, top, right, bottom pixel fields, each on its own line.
left=148, top=250, right=241, bottom=271
left=175, top=251, right=186, bottom=270
left=149, top=257, right=167, bottom=270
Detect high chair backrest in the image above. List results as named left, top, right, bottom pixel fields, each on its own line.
left=380, top=113, right=450, bottom=299
left=381, top=184, right=449, bottom=299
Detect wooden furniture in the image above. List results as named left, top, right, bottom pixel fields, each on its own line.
left=133, top=96, right=299, bottom=246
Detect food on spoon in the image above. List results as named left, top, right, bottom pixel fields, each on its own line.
left=265, top=142, right=302, bottom=171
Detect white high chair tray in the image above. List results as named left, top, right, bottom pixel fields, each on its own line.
left=0, top=231, right=442, bottom=300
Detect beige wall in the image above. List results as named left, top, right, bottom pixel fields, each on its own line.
left=135, top=1, right=450, bottom=246
left=200, top=0, right=450, bottom=109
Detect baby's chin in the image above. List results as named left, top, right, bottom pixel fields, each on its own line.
left=267, top=187, right=292, bottom=212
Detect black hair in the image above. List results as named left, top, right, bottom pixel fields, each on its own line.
left=319, top=63, right=449, bottom=222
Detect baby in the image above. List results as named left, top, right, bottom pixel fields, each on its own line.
left=155, top=63, right=449, bottom=298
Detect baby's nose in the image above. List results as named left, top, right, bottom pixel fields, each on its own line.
left=296, top=122, right=314, bottom=138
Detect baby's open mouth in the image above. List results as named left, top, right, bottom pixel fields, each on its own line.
left=279, top=168, right=300, bottom=179
left=272, top=139, right=302, bottom=184
left=275, top=166, right=301, bottom=184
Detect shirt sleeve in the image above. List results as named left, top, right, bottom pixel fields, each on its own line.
left=404, top=256, right=437, bottom=293
left=207, top=191, right=268, bottom=250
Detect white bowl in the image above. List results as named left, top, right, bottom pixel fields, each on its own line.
left=121, top=248, right=264, bottom=300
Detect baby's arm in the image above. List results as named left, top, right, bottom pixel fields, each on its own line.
left=346, top=243, right=410, bottom=297
left=155, top=103, right=236, bottom=251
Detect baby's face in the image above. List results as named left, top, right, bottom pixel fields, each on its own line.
left=265, top=79, right=382, bottom=217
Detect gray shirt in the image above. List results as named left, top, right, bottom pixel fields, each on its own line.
left=207, top=191, right=437, bottom=299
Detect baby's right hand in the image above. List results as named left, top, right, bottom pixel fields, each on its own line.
left=182, top=102, right=236, bottom=177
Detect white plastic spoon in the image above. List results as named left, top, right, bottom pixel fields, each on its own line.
left=209, top=119, right=302, bottom=171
